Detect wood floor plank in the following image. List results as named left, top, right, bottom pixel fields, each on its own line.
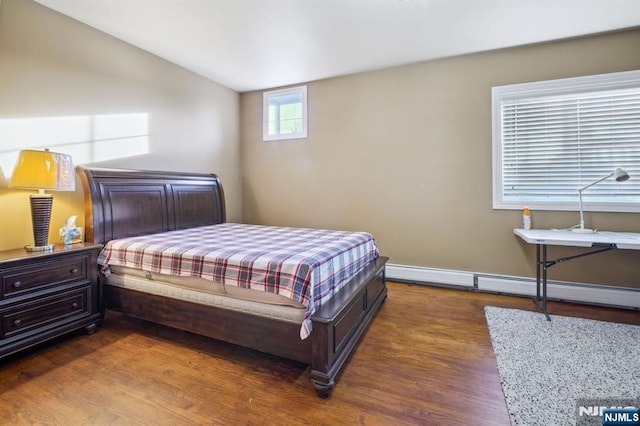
left=1, top=282, right=638, bottom=425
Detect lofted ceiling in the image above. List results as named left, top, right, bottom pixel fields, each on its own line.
left=34, top=0, right=640, bottom=92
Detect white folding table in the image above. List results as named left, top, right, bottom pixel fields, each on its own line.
left=514, top=228, right=640, bottom=319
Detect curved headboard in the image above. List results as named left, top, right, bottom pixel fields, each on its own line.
left=77, top=167, right=226, bottom=244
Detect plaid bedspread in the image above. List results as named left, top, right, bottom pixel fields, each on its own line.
left=98, top=223, right=379, bottom=339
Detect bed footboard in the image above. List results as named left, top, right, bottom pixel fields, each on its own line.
left=310, top=256, right=388, bottom=398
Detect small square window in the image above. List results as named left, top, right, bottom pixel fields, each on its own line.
left=263, top=86, right=307, bottom=141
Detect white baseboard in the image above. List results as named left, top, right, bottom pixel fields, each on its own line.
left=386, top=263, right=640, bottom=310
left=386, top=263, right=474, bottom=287
left=476, top=275, right=640, bottom=309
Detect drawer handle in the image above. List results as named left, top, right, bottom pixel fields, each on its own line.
left=13, top=281, right=22, bottom=288
left=70, top=268, right=79, bottom=274
left=13, top=319, right=22, bottom=327
left=72, top=302, right=79, bottom=309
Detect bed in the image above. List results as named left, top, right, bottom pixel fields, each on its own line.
left=77, top=166, right=388, bottom=397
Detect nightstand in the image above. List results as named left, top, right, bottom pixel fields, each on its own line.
left=0, top=243, right=102, bottom=358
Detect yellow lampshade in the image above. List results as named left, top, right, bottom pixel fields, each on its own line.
left=9, top=149, right=75, bottom=191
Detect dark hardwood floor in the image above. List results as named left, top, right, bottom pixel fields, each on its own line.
left=1, top=282, right=638, bottom=425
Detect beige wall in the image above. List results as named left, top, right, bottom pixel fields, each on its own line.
left=241, top=29, right=640, bottom=288
left=0, top=0, right=241, bottom=251
left=1, top=0, right=637, bottom=289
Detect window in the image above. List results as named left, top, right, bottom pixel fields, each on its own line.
left=263, top=86, right=307, bottom=141
left=492, top=70, right=640, bottom=212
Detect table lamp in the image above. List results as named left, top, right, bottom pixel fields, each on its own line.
left=9, top=149, right=76, bottom=252
left=572, top=167, right=630, bottom=233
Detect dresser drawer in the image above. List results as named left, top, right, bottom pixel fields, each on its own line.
left=0, top=244, right=102, bottom=359
left=2, top=256, right=88, bottom=299
left=1, top=288, right=90, bottom=339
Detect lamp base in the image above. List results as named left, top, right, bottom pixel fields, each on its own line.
left=25, top=244, right=55, bottom=253
left=571, top=227, right=596, bottom=234
left=29, top=194, right=54, bottom=249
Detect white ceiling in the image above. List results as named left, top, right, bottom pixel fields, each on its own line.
left=35, top=0, right=640, bottom=93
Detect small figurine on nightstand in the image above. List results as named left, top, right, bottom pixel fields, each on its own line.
left=60, top=215, right=81, bottom=245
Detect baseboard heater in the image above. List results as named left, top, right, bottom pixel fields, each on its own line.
left=386, top=263, right=640, bottom=310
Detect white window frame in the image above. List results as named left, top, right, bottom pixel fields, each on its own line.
left=492, top=70, right=640, bottom=213
left=263, top=86, right=307, bottom=141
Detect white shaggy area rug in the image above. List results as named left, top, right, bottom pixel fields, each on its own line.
left=484, top=306, right=640, bottom=426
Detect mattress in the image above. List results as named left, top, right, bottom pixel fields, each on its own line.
left=109, top=265, right=306, bottom=308
left=99, top=223, right=379, bottom=339
left=105, top=268, right=306, bottom=323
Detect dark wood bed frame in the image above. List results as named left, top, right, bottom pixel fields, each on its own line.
left=77, top=166, right=388, bottom=397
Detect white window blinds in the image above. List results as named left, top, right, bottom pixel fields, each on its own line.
left=493, top=70, right=640, bottom=212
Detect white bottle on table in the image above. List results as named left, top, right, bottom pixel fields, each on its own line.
left=523, top=207, right=531, bottom=230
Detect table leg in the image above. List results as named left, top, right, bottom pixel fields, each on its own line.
left=534, top=243, right=551, bottom=321
left=535, top=243, right=541, bottom=302
left=527, top=238, right=615, bottom=322
left=541, top=244, right=550, bottom=321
